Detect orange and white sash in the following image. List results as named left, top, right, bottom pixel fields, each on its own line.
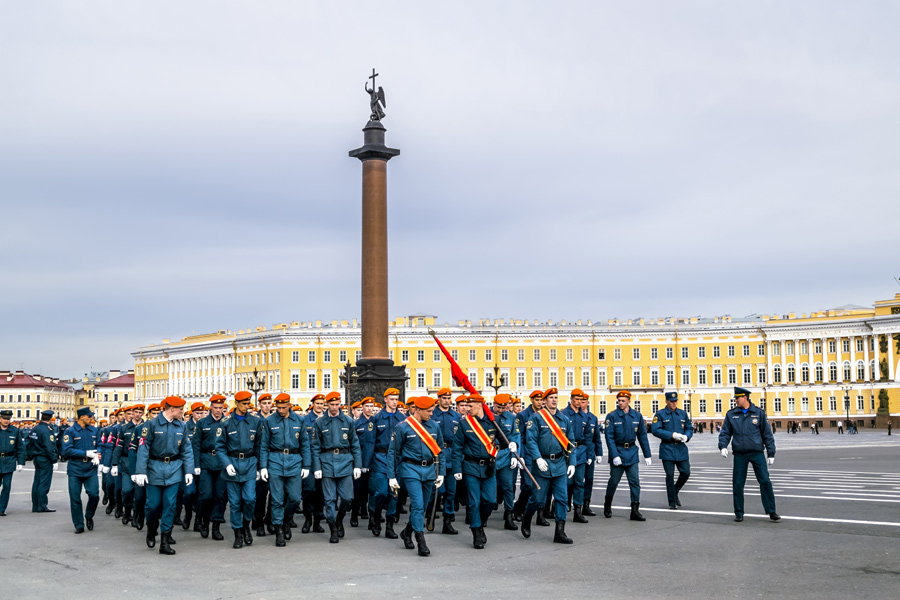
left=465, top=414, right=498, bottom=457
left=537, top=408, right=572, bottom=452
left=406, top=417, right=441, bottom=457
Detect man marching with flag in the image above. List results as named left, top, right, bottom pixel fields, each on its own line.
left=452, top=392, right=498, bottom=549
left=520, top=388, right=576, bottom=544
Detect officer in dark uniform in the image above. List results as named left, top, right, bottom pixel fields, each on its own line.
left=100, top=411, right=121, bottom=517
left=195, top=395, right=228, bottom=541
left=351, top=397, right=376, bottom=527
left=430, top=388, right=460, bottom=534
left=253, top=393, right=275, bottom=538
left=301, top=393, right=327, bottom=534
left=561, top=389, right=589, bottom=523
left=259, top=392, right=310, bottom=547
left=61, top=407, right=101, bottom=533
left=311, top=391, right=362, bottom=543
left=57, top=417, right=69, bottom=463
left=513, top=390, right=544, bottom=521
left=216, top=390, right=262, bottom=548
left=603, top=390, right=652, bottom=521
left=582, top=393, right=603, bottom=516
left=175, top=402, right=204, bottom=531
left=368, top=387, right=405, bottom=539
left=492, top=394, right=520, bottom=531
left=112, top=404, right=144, bottom=527
left=0, top=409, right=27, bottom=516
left=388, top=396, right=444, bottom=556
left=29, top=410, right=59, bottom=512
left=134, top=396, right=195, bottom=555
left=519, top=388, right=576, bottom=544
left=719, top=387, right=779, bottom=522
left=651, top=391, right=693, bottom=509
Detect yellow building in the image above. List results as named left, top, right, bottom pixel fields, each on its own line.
left=0, top=370, right=76, bottom=421
left=92, top=371, right=135, bottom=419
left=133, top=294, right=900, bottom=429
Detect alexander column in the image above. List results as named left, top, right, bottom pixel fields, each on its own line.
left=345, top=69, right=407, bottom=403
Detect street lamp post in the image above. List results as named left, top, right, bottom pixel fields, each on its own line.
left=485, top=364, right=507, bottom=396
left=842, top=384, right=852, bottom=433
left=246, top=367, right=266, bottom=403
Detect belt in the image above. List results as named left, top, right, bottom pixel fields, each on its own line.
left=79, top=458, right=92, bottom=463
left=227, top=451, right=256, bottom=459
left=403, top=457, right=435, bottom=467
left=150, top=455, right=178, bottom=463
left=571, top=442, right=580, bottom=447
left=619, top=442, right=634, bottom=449
left=271, top=447, right=301, bottom=455
left=375, top=448, right=388, bottom=454
left=320, top=448, right=349, bottom=455
left=0, top=452, right=14, bottom=457
left=541, top=453, right=565, bottom=461
left=464, top=455, right=494, bottom=466
left=442, top=443, right=451, bottom=449
left=203, top=450, right=217, bottom=455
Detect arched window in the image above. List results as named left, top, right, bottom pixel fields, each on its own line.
left=815, top=363, right=824, bottom=382
left=801, top=363, right=810, bottom=383
left=773, top=364, right=782, bottom=383
left=838, top=361, right=847, bottom=381
left=787, top=365, right=796, bottom=383
left=857, top=360, right=865, bottom=381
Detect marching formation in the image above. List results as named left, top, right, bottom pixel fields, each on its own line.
left=0, top=386, right=780, bottom=555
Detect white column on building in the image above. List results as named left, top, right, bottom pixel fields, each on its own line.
left=864, top=335, right=871, bottom=380
left=835, top=334, right=843, bottom=381
left=849, top=336, right=857, bottom=381
left=873, top=335, right=880, bottom=380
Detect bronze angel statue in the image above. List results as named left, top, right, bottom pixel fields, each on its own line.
left=366, top=80, right=386, bottom=121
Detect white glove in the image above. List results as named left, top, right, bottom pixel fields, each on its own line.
left=596, top=455, right=603, bottom=462
left=255, top=470, right=261, bottom=481
left=16, top=464, right=23, bottom=472
left=260, top=468, right=269, bottom=482
left=434, top=475, right=444, bottom=489
left=85, top=450, right=98, bottom=459
left=353, top=468, right=361, bottom=480
left=111, top=466, right=118, bottom=477
left=388, top=478, right=399, bottom=492
left=194, top=468, right=201, bottom=476
left=612, top=457, right=622, bottom=466
left=672, top=433, right=684, bottom=442
left=508, top=442, right=518, bottom=454
left=226, top=464, right=237, bottom=477
left=93, top=458, right=102, bottom=467
left=721, top=448, right=729, bottom=458
left=361, top=468, right=369, bottom=473
left=768, top=457, right=775, bottom=465
left=130, top=475, right=137, bottom=483
left=185, top=474, right=193, bottom=486
left=644, top=457, right=652, bottom=466
left=301, top=468, right=310, bottom=478
left=314, top=470, right=322, bottom=479
left=566, top=465, right=575, bottom=478
left=587, top=458, right=593, bottom=465
left=53, top=463, right=59, bottom=471
left=454, top=472, right=463, bottom=481
left=134, top=474, right=148, bottom=487
left=510, top=457, right=518, bottom=469
left=536, top=458, right=549, bottom=472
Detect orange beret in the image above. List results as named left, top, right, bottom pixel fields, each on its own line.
left=350, top=400, right=362, bottom=410
left=325, top=391, right=341, bottom=402
left=468, top=392, right=484, bottom=401
left=274, top=393, right=291, bottom=403
left=311, top=393, right=325, bottom=401
left=132, top=404, right=145, bottom=411
left=191, top=402, right=206, bottom=412
left=493, top=393, right=511, bottom=405
left=436, top=387, right=452, bottom=397
left=383, top=388, right=400, bottom=397
left=234, top=391, right=253, bottom=402
left=163, top=396, right=186, bottom=407
left=374, top=402, right=384, bottom=409
left=209, top=394, right=226, bottom=404
left=258, top=393, right=272, bottom=402
left=147, top=403, right=161, bottom=411
left=100, top=419, right=108, bottom=425
left=616, top=390, right=632, bottom=399
left=361, top=397, right=375, bottom=404
left=454, top=394, right=469, bottom=404
left=570, top=388, right=585, bottom=398
left=292, top=405, right=302, bottom=411
left=542, top=388, right=558, bottom=399
left=411, top=396, right=437, bottom=410
left=583, top=393, right=590, bottom=400
left=529, top=390, right=544, bottom=399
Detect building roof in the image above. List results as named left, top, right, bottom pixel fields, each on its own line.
left=94, top=372, right=135, bottom=388
left=0, top=371, right=72, bottom=391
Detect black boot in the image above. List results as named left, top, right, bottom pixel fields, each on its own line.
left=165, top=530, right=176, bottom=545
left=233, top=528, right=243, bottom=549
left=369, top=511, right=382, bottom=537
left=121, top=506, right=132, bottom=525
left=350, top=508, right=359, bottom=528
left=242, top=521, right=254, bottom=545
left=135, top=511, right=145, bottom=531
left=414, top=530, right=430, bottom=557
left=603, top=496, right=613, bottom=518
left=114, top=504, right=123, bottom=519
left=173, top=509, right=183, bottom=527
left=521, top=510, right=534, bottom=539
left=385, top=516, right=398, bottom=539
left=573, top=506, right=588, bottom=524
left=472, top=526, right=484, bottom=549
left=275, top=524, right=286, bottom=547
left=302, top=512, right=312, bottom=534
left=283, top=521, right=292, bottom=540
left=211, top=521, right=224, bottom=541
left=159, top=534, right=176, bottom=555
left=256, top=523, right=267, bottom=538
left=146, top=529, right=157, bottom=549
left=400, top=522, right=415, bottom=549
left=442, top=515, right=458, bottom=535
left=630, top=502, right=646, bottom=522
left=200, top=516, right=209, bottom=538
left=328, top=520, right=339, bottom=543
left=105, top=501, right=114, bottom=515
left=536, top=511, right=550, bottom=527
left=582, top=503, right=597, bottom=517
left=288, top=516, right=298, bottom=528
left=504, top=510, right=518, bottom=531
left=553, top=521, right=573, bottom=544
left=336, top=506, right=347, bottom=538
left=182, top=506, right=193, bottom=530
left=313, top=514, right=325, bottom=533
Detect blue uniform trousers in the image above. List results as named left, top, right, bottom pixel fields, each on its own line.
left=269, top=474, right=302, bottom=525
left=732, top=452, right=776, bottom=515
left=526, top=472, right=567, bottom=522
left=496, top=464, right=516, bottom=511
left=464, top=473, right=496, bottom=528
left=606, top=462, right=641, bottom=503
left=31, top=465, right=53, bottom=511
left=0, top=472, right=13, bottom=512
left=515, top=469, right=534, bottom=513
left=402, top=478, right=433, bottom=532
left=322, top=475, right=353, bottom=522
left=145, top=483, right=179, bottom=533
left=114, top=471, right=123, bottom=508
left=584, top=460, right=596, bottom=504
left=368, top=471, right=397, bottom=518
left=68, top=473, right=100, bottom=528
left=352, top=471, right=370, bottom=517
left=121, top=474, right=146, bottom=517
left=662, top=459, right=691, bottom=506
left=302, top=474, right=325, bottom=518
left=569, top=463, right=586, bottom=505
left=198, top=469, right=227, bottom=523
left=226, top=479, right=256, bottom=529
left=253, top=478, right=271, bottom=528
left=440, top=464, right=457, bottom=516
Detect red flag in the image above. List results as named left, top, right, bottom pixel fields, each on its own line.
left=429, top=329, right=495, bottom=422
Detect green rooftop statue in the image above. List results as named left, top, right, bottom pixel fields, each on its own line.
left=366, top=68, right=386, bottom=121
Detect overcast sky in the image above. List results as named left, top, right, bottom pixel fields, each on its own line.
left=2, top=1, right=899, bottom=377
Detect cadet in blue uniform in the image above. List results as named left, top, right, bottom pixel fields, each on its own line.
left=112, top=404, right=144, bottom=527
left=175, top=402, right=204, bottom=532
left=388, top=396, right=444, bottom=556
left=311, top=391, right=362, bottom=543
left=215, top=390, right=262, bottom=548
left=134, top=396, right=195, bottom=555
left=253, top=393, right=275, bottom=538
left=368, top=387, right=405, bottom=539
left=452, top=392, right=501, bottom=549
left=0, top=409, right=27, bottom=516
left=61, top=407, right=101, bottom=533
left=29, top=410, right=59, bottom=513
left=430, top=388, right=460, bottom=534
left=100, top=411, right=121, bottom=518
left=561, top=389, right=590, bottom=523
left=301, top=394, right=326, bottom=534
left=195, top=395, right=228, bottom=541
left=582, top=393, right=603, bottom=516
left=513, top=390, right=544, bottom=522
left=259, top=392, right=310, bottom=547
left=520, top=388, right=576, bottom=544
left=603, top=390, right=652, bottom=521
left=492, top=394, right=520, bottom=531
left=719, top=387, right=779, bottom=522
left=351, top=397, right=376, bottom=527
left=651, top=392, right=693, bottom=509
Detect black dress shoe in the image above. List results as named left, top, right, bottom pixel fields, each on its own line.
left=769, top=512, right=781, bottom=522
left=42, top=508, right=56, bottom=513
left=676, top=495, right=682, bottom=507
left=734, top=514, right=743, bottom=522
left=0, top=511, right=7, bottom=516
left=74, top=526, right=85, bottom=534
left=669, top=504, right=677, bottom=510
left=86, top=518, right=94, bottom=530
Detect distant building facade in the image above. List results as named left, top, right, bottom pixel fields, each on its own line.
left=0, top=371, right=76, bottom=421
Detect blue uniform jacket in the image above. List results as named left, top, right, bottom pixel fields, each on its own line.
left=259, top=412, right=311, bottom=477
left=494, top=410, right=520, bottom=465
left=584, top=411, right=603, bottom=459
left=354, top=415, right=376, bottom=470
left=371, top=409, right=405, bottom=474
left=604, top=408, right=651, bottom=465
left=0, top=425, right=27, bottom=473
left=215, top=413, right=262, bottom=483
left=28, top=422, right=58, bottom=467
left=524, top=409, right=576, bottom=477
left=432, top=407, right=461, bottom=452
left=387, top=417, right=444, bottom=481
left=452, top=413, right=499, bottom=478
left=111, top=421, right=141, bottom=475
left=515, top=405, right=537, bottom=463
left=310, top=413, right=362, bottom=477
left=561, top=405, right=589, bottom=465
left=61, top=423, right=100, bottom=477
left=718, top=403, right=776, bottom=456
left=651, top=407, right=693, bottom=462
left=102, top=423, right=121, bottom=468
left=193, top=414, right=226, bottom=471
left=135, top=414, right=195, bottom=486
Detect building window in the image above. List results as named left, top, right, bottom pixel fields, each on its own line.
left=829, top=396, right=837, bottom=411
left=758, top=344, right=765, bottom=356
left=666, top=347, right=673, bottom=360
left=842, top=340, right=850, bottom=353
left=857, top=396, right=864, bottom=411
left=728, top=345, right=735, bottom=358
left=786, top=342, right=794, bottom=354
left=582, top=370, right=591, bottom=387
left=469, top=371, right=478, bottom=387
left=774, top=397, right=782, bottom=412
left=801, top=364, right=809, bottom=383
left=356, top=351, right=362, bottom=362
left=787, top=365, right=795, bottom=383
left=632, top=369, right=641, bottom=386
left=801, top=341, right=808, bottom=355
left=308, top=351, right=315, bottom=362
left=502, top=349, right=509, bottom=362
left=434, top=350, right=441, bottom=362
left=566, top=348, right=573, bottom=361
left=742, top=345, right=750, bottom=357
left=469, top=350, right=476, bottom=362
left=291, top=374, right=299, bottom=389
left=323, top=351, right=331, bottom=363
left=743, top=367, right=751, bottom=384
left=815, top=341, right=822, bottom=354
left=682, top=369, right=690, bottom=386
left=651, top=348, right=658, bottom=360
left=801, top=397, right=809, bottom=411
left=758, top=366, right=766, bottom=384
left=451, top=350, right=458, bottom=361
left=565, top=371, right=574, bottom=387
left=682, top=347, right=689, bottom=360
left=815, top=397, right=823, bottom=412
left=549, top=349, right=557, bottom=361
left=651, top=369, right=659, bottom=386
left=857, top=361, right=865, bottom=381
left=402, top=350, right=410, bottom=362
left=842, top=362, right=851, bottom=380
left=713, top=346, right=721, bottom=358
left=517, top=371, right=525, bottom=388
left=614, top=348, right=621, bottom=361
left=698, top=368, right=707, bottom=385
left=534, top=349, right=541, bottom=361
left=727, top=368, right=736, bottom=385
left=829, top=362, right=838, bottom=381
left=666, top=369, right=674, bottom=386
left=417, top=372, right=425, bottom=388
left=633, top=400, right=641, bottom=413
left=417, top=350, right=425, bottom=362
left=698, top=347, right=706, bottom=359
left=699, top=398, right=707, bottom=414
left=613, top=370, right=622, bottom=387
left=533, top=371, right=542, bottom=388
left=598, top=400, right=607, bottom=414
left=788, top=397, right=795, bottom=412
left=598, top=370, right=606, bottom=386
left=323, top=373, right=331, bottom=389
left=715, top=398, right=722, bottom=414
left=582, top=348, right=589, bottom=361
left=598, top=349, right=605, bottom=360
left=292, top=351, right=299, bottom=363
left=815, top=363, right=824, bottom=382
left=714, top=367, right=722, bottom=385
left=828, top=341, right=836, bottom=354
left=651, top=400, right=659, bottom=413
left=433, top=372, right=441, bottom=388
left=339, top=350, right=347, bottom=363
left=308, top=373, right=316, bottom=389
left=485, top=349, right=492, bottom=362
left=633, top=348, right=640, bottom=360
left=856, top=339, right=864, bottom=352
left=549, top=371, right=558, bottom=387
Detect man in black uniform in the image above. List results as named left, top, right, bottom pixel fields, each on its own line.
left=29, top=410, right=59, bottom=512
left=0, top=409, right=27, bottom=515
